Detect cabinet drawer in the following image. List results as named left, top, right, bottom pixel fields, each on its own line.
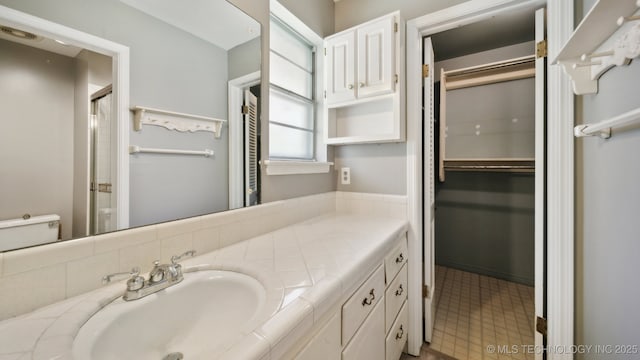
left=342, top=300, right=385, bottom=360
left=342, top=265, right=385, bottom=345
left=384, top=235, right=407, bottom=283
left=385, top=301, right=408, bottom=360
left=385, top=263, right=407, bottom=333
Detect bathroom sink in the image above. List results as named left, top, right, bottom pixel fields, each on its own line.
left=73, top=270, right=267, bottom=360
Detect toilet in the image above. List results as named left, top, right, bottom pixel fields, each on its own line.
left=0, top=214, right=61, bottom=252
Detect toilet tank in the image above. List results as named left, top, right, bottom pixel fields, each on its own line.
left=0, top=214, right=61, bottom=252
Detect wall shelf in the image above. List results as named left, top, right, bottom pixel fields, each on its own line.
left=554, top=0, right=640, bottom=95
left=132, top=106, right=227, bottom=138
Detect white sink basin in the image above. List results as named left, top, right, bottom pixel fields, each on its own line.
left=73, top=270, right=267, bottom=360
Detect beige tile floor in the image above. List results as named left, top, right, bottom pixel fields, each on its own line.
left=410, top=266, right=535, bottom=360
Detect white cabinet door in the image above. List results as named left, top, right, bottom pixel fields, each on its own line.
left=356, top=15, right=395, bottom=99
left=294, top=313, right=341, bottom=360
left=342, top=300, right=385, bottom=360
left=326, top=30, right=356, bottom=104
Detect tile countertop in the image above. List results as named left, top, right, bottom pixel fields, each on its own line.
left=0, top=212, right=408, bottom=360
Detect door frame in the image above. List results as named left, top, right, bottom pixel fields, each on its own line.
left=405, top=0, right=575, bottom=357
left=228, top=71, right=261, bottom=210
left=0, top=5, right=130, bottom=231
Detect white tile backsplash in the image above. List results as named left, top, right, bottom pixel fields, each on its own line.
left=0, top=191, right=404, bottom=321
left=118, top=240, right=161, bottom=273
left=66, top=251, right=118, bottom=298
left=3, top=238, right=94, bottom=276
left=159, top=233, right=194, bottom=263
left=93, top=225, right=157, bottom=254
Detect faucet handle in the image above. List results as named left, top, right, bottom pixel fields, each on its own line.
left=102, top=267, right=141, bottom=285
left=171, top=250, right=196, bottom=264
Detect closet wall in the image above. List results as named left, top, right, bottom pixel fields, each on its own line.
left=434, top=41, right=536, bottom=285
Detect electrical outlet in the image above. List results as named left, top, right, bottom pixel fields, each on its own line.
left=341, top=167, right=351, bottom=185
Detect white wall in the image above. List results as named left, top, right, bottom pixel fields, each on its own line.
left=0, top=39, right=75, bottom=239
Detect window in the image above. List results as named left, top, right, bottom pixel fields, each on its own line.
left=269, top=16, right=315, bottom=160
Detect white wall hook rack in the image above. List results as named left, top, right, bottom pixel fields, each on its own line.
left=132, top=106, right=227, bottom=139
left=554, top=0, right=640, bottom=95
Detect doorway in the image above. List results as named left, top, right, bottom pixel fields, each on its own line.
left=417, top=3, right=547, bottom=360
left=89, top=85, right=116, bottom=235
left=228, top=71, right=261, bottom=210
left=405, top=0, right=574, bottom=357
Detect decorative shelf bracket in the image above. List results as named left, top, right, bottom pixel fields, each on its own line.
left=554, top=0, right=640, bottom=95
left=132, top=106, right=227, bottom=139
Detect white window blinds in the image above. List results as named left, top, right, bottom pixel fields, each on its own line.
left=269, top=16, right=315, bottom=160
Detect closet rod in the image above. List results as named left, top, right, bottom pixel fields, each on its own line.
left=129, top=145, right=214, bottom=157
left=444, top=159, right=535, bottom=173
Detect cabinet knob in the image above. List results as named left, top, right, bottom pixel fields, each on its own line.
left=395, top=253, right=404, bottom=263
left=359, top=82, right=365, bottom=88
left=348, top=84, right=354, bottom=90
left=395, top=325, right=404, bottom=340
left=395, top=284, right=404, bottom=296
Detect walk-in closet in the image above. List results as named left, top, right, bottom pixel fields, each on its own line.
left=425, top=5, right=542, bottom=360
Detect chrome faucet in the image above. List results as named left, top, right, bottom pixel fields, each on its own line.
left=103, top=250, right=196, bottom=301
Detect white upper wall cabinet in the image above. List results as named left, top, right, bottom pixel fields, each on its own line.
left=324, top=12, right=404, bottom=145
left=357, top=16, right=396, bottom=98
left=326, top=31, right=356, bottom=104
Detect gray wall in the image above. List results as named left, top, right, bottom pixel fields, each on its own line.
left=228, top=37, right=261, bottom=80
left=0, top=39, right=75, bottom=239
left=575, top=1, right=640, bottom=352
left=0, top=0, right=231, bottom=228
left=435, top=172, right=535, bottom=285
left=334, top=0, right=468, bottom=32
left=434, top=41, right=536, bottom=285
left=279, top=0, right=334, bottom=37
left=334, top=144, right=407, bottom=194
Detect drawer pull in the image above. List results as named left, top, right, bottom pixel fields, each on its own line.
left=395, top=325, right=404, bottom=340
left=361, top=289, right=375, bottom=306
left=395, top=284, right=404, bottom=296
left=395, top=253, right=404, bottom=263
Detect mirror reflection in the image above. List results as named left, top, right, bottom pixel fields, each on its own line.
left=0, top=0, right=261, bottom=251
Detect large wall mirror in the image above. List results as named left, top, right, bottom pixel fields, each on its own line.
left=0, top=0, right=262, bottom=251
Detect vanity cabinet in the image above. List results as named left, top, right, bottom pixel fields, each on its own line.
left=323, top=12, right=404, bottom=145
left=293, top=232, right=408, bottom=360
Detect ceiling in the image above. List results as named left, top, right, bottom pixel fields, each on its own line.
left=119, top=0, right=260, bottom=51
left=430, top=6, right=537, bottom=61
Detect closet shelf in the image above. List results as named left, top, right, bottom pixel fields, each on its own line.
left=132, top=106, right=227, bottom=139
left=554, top=0, right=640, bottom=95
left=443, top=55, right=535, bottom=91
left=444, top=159, right=535, bottom=173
